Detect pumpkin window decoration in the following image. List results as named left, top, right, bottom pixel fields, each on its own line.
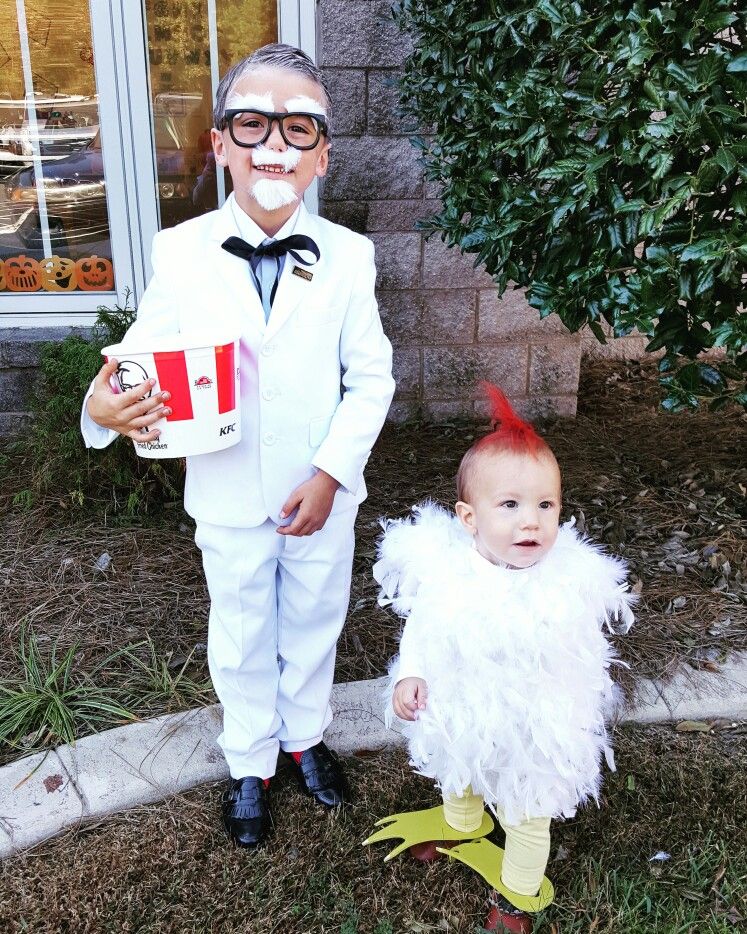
left=0, top=259, right=5, bottom=291
left=5, top=255, right=43, bottom=292
left=75, top=255, right=114, bottom=291
left=41, top=255, right=78, bottom=292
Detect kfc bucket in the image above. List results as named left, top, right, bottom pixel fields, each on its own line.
left=102, top=333, right=241, bottom=458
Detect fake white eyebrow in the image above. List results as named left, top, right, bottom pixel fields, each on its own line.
left=226, top=91, right=274, bottom=111
left=283, top=95, right=327, bottom=116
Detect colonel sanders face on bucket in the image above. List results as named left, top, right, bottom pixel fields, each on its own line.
left=211, top=66, right=330, bottom=219
left=456, top=450, right=562, bottom=569
left=115, top=361, right=152, bottom=398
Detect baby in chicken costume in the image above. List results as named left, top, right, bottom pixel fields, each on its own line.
left=364, top=385, right=635, bottom=933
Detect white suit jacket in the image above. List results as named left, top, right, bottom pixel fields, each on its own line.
left=81, top=196, right=395, bottom=528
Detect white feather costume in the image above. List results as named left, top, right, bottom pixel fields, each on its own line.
left=374, top=502, right=635, bottom=826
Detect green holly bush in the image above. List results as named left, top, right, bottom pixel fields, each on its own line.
left=394, top=0, right=747, bottom=410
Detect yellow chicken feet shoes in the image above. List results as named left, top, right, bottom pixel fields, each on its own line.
left=436, top=838, right=554, bottom=913
left=362, top=805, right=494, bottom=862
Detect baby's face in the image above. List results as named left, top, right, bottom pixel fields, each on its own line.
left=456, top=450, right=562, bottom=568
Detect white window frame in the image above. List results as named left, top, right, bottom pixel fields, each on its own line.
left=2, top=0, right=312, bottom=327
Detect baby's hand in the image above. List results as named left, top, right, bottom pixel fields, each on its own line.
left=393, top=677, right=428, bottom=722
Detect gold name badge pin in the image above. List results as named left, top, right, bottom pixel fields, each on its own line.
left=292, top=265, right=313, bottom=282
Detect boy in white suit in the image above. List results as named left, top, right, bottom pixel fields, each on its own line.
left=82, top=44, right=394, bottom=848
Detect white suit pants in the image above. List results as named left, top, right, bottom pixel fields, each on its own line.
left=195, top=507, right=357, bottom=779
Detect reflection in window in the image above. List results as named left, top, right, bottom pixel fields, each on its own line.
left=145, top=0, right=278, bottom=228
left=0, top=0, right=115, bottom=293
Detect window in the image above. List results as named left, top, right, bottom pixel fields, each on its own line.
left=0, top=1, right=121, bottom=307
left=0, top=0, right=312, bottom=325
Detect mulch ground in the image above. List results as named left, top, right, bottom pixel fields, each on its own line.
left=0, top=358, right=745, bottom=747
left=1, top=724, right=745, bottom=933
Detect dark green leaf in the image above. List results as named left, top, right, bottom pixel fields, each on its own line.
left=695, top=265, right=715, bottom=296
left=704, top=12, right=737, bottom=31
left=617, top=199, right=647, bottom=214
left=650, top=152, right=674, bottom=181
left=588, top=320, right=607, bottom=344
left=551, top=199, right=575, bottom=227
left=461, top=230, right=488, bottom=249
left=698, top=364, right=725, bottom=390
left=680, top=240, right=724, bottom=262
left=726, top=53, right=747, bottom=73
left=677, top=363, right=701, bottom=392
left=714, top=148, right=737, bottom=175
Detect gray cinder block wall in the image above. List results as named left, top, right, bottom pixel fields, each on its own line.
left=0, top=330, right=48, bottom=436
left=317, top=0, right=646, bottom=420
left=0, top=327, right=99, bottom=436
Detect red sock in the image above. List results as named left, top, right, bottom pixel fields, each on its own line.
left=290, top=750, right=304, bottom=765
left=263, top=778, right=271, bottom=788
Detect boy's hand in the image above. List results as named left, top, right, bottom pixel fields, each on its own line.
left=87, top=358, right=171, bottom=442
left=393, top=677, right=428, bottom=721
left=277, top=469, right=340, bottom=537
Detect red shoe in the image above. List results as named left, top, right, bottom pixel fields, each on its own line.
left=484, top=892, right=533, bottom=933
left=408, top=839, right=458, bottom=862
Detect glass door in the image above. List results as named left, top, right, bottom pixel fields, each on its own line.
left=142, top=0, right=278, bottom=229
left=125, top=0, right=317, bottom=286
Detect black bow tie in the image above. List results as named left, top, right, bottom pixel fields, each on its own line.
left=221, top=234, right=320, bottom=278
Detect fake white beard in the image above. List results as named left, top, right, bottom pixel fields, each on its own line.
left=249, top=144, right=302, bottom=211
left=250, top=178, right=299, bottom=212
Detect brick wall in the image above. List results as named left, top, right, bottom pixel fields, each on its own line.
left=0, top=330, right=46, bottom=436
left=317, top=0, right=583, bottom=420
left=581, top=329, right=651, bottom=361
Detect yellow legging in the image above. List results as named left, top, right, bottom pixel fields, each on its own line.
left=443, top=788, right=551, bottom=897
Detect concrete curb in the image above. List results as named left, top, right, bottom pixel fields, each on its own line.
left=2, top=659, right=746, bottom=860
left=621, top=654, right=747, bottom=724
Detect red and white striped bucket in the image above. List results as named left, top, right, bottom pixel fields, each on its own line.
left=102, top=333, right=241, bottom=458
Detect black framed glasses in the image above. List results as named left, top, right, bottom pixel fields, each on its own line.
left=223, top=109, right=328, bottom=150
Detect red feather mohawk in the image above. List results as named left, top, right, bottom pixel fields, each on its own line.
left=479, top=381, right=544, bottom=455
left=455, top=382, right=553, bottom=502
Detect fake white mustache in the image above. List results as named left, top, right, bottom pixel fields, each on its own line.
left=251, top=144, right=302, bottom=173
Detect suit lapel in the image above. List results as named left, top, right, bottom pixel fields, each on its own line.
left=264, top=203, right=324, bottom=341
left=208, top=197, right=266, bottom=335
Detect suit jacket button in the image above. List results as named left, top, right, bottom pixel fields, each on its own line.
left=262, top=388, right=274, bottom=401
left=263, top=432, right=276, bottom=445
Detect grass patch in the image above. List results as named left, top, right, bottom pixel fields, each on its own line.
left=0, top=627, right=215, bottom=759
left=546, top=838, right=743, bottom=931
left=0, top=625, right=136, bottom=750
left=119, top=635, right=214, bottom=713
left=1, top=726, right=744, bottom=932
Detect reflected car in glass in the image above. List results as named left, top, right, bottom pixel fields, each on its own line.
left=0, top=96, right=99, bottom=173
left=1, top=105, right=215, bottom=259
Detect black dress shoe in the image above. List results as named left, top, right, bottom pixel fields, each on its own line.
left=222, top=776, right=272, bottom=848
left=288, top=742, right=347, bottom=808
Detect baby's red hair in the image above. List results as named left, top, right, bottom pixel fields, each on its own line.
left=456, top=382, right=555, bottom=502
